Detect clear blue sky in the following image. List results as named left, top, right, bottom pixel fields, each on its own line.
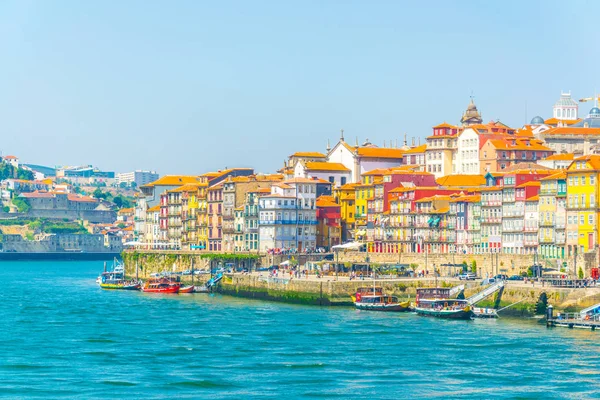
left=1, top=0, right=599, bottom=175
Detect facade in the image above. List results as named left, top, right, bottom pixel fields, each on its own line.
left=426, top=123, right=459, bottom=178
left=207, top=183, right=224, bottom=252
left=553, top=91, right=578, bottom=121
left=116, top=170, right=159, bottom=187
left=258, top=178, right=319, bottom=252
left=479, top=137, right=553, bottom=174
left=333, top=183, right=357, bottom=242
left=566, top=155, right=600, bottom=255
left=19, top=192, right=115, bottom=223
left=316, top=196, right=341, bottom=250
left=539, top=171, right=567, bottom=259
left=294, top=161, right=351, bottom=187
left=538, top=154, right=575, bottom=170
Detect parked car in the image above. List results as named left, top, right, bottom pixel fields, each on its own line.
left=507, top=275, right=524, bottom=281
left=494, top=274, right=509, bottom=281
left=458, top=272, right=477, bottom=280
left=481, top=278, right=496, bottom=285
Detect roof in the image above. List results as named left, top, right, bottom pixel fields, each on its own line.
left=117, top=208, right=134, bottom=214
left=3, top=155, right=17, bottom=159
left=403, top=144, right=427, bottom=154
left=432, top=122, right=458, bottom=129
left=255, top=187, right=272, bottom=194
left=338, top=183, right=359, bottom=190
left=283, top=177, right=330, bottom=184
left=304, top=162, right=350, bottom=172
left=356, top=147, right=404, bottom=159
left=540, top=127, right=600, bottom=136
left=540, top=171, right=567, bottom=181
left=485, top=138, right=551, bottom=151
left=67, top=194, right=97, bottom=203
left=274, top=182, right=293, bottom=189
left=147, top=205, right=160, bottom=212
left=480, top=185, right=503, bottom=192
left=543, top=154, right=575, bottom=161
left=170, top=183, right=201, bottom=192
left=141, top=175, right=199, bottom=188
left=526, top=195, right=540, bottom=201
left=316, top=197, right=340, bottom=208
left=292, top=152, right=326, bottom=158
left=415, top=195, right=454, bottom=203
left=517, top=181, right=541, bottom=188
left=436, top=175, right=486, bottom=187
left=19, top=191, right=55, bottom=199
left=362, top=168, right=391, bottom=176
left=571, top=155, right=600, bottom=170
left=450, top=195, right=481, bottom=203
left=544, top=118, right=581, bottom=126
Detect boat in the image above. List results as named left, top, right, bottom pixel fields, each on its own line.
left=414, top=288, right=473, bottom=320
left=141, top=279, right=181, bottom=294
left=97, top=259, right=142, bottom=290
left=472, top=307, right=499, bottom=319
left=178, top=285, right=195, bottom=293
left=351, top=286, right=383, bottom=303
left=194, top=285, right=210, bottom=293
left=355, top=294, right=411, bottom=312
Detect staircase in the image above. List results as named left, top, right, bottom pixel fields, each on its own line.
left=466, top=280, right=505, bottom=306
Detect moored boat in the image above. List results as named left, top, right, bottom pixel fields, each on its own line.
left=414, top=288, right=472, bottom=320
left=351, top=286, right=383, bottom=303
left=178, top=285, right=195, bottom=293
left=141, top=278, right=180, bottom=293
left=355, top=294, right=411, bottom=312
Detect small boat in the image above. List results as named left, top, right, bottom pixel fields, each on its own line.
left=414, top=288, right=473, bottom=320
left=472, top=307, right=499, bottom=319
left=178, top=285, right=195, bottom=293
left=194, top=285, right=210, bottom=293
left=355, top=294, right=411, bottom=312
left=141, top=279, right=180, bottom=294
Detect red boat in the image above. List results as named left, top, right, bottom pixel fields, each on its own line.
left=178, top=285, right=195, bottom=293
left=142, top=280, right=180, bottom=294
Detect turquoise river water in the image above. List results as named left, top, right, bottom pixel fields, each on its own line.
left=1, top=261, right=600, bottom=399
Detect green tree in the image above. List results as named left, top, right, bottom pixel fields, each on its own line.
left=119, top=182, right=127, bottom=189
left=578, top=267, right=584, bottom=279
left=471, top=260, right=477, bottom=274
left=131, top=182, right=137, bottom=189
left=2, top=206, right=9, bottom=213
left=16, top=168, right=34, bottom=180
left=12, top=198, right=30, bottom=213
left=535, top=293, right=548, bottom=315
left=93, top=188, right=108, bottom=200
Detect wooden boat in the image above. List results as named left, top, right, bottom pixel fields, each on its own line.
left=355, top=294, right=411, bottom=312
left=351, top=287, right=383, bottom=303
left=178, top=285, right=195, bottom=293
left=414, top=288, right=472, bottom=320
left=98, top=271, right=141, bottom=290
left=194, top=285, right=210, bottom=293
left=141, top=279, right=180, bottom=294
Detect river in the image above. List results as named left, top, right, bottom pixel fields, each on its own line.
left=1, top=261, right=599, bottom=399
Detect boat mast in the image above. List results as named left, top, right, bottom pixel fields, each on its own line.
left=136, top=260, right=138, bottom=281
left=103, top=261, right=107, bottom=273
left=191, top=257, right=194, bottom=285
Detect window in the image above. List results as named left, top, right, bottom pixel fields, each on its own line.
left=582, top=176, right=587, bottom=185
left=590, top=214, right=594, bottom=225
left=592, top=195, right=595, bottom=207
left=328, top=176, right=335, bottom=183
left=341, top=177, right=347, bottom=185
left=581, top=194, right=586, bottom=207
left=591, top=175, right=596, bottom=185
left=581, top=215, right=585, bottom=225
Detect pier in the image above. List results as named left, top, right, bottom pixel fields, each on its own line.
left=546, top=305, right=600, bottom=330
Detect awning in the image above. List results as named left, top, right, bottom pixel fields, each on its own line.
left=355, top=230, right=367, bottom=237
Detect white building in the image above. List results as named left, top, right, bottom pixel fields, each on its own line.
left=553, top=91, right=578, bottom=120
left=258, top=178, right=318, bottom=252
left=3, top=155, right=19, bottom=168
left=537, top=154, right=575, bottom=170
left=453, top=128, right=481, bottom=174
left=293, top=161, right=351, bottom=187
left=327, top=134, right=404, bottom=183
left=116, top=170, right=159, bottom=187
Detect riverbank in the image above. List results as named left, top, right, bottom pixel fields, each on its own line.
left=216, top=273, right=600, bottom=317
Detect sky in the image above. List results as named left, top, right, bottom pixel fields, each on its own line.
left=1, top=0, right=599, bottom=175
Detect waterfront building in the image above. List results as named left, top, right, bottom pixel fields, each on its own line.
left=116, top=170, right=159, bottom=187
left=539, top=171, right=567, bottom=259
left=221, top=175, right=282, bottom=252
left=144, top=205, right=161, bottom=248
left=166, top=189, right=183, bottom=249
left=258, top=178, right=320, bottom=252
left=413, top=195, right=453, bottom=254
left=175, top=184, right=200, bottom=249
left=333, top=183, right=358, bottom=243
left=242, top=188, right=267, bottom=252
left=234, top=206, right=245, bottom=252
left=565, top=155, right=600, bottom=255
left=316, top=196, right=341, bottom=250
left=537, top=117, right=600, bottom=157
left=480, top=183, right=503, bottom=253
left=426, top=123, right=459, bottom=178
left=451, top=195, right=482, bottom=254
left=207, top=182, right=224, bottom=252
left=19, top=191, right=116, bottom=223
left=282, top=152, right=328, bottom=178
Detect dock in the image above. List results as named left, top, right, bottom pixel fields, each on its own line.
left=546, top=305, right=600, bottom=330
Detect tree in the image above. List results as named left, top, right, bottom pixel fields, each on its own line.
left=2, top=206, right=9, bottom=213
left=578, top=267, right=584, bottom=279
left=12, top=198, right=30, bottom=213
left=471, top=260, right=477, bottom=274
left=131, top=182, right=137, bottom=189
left=119, top=182, right=127, bottom=189
left=535, top=293, right=548, bottom=315
left=93, top=188, right=108, bottom=200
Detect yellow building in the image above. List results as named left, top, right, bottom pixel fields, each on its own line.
left=539, top=171, right=566, bottom=259
left=566, top=155, right=600, bottom=255
left=333, top=183, right=358, bottom=242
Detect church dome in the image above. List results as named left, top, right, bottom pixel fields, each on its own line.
left=590, top=107, right=600, bottom=117
left=530, top=116, right=544, bottom=125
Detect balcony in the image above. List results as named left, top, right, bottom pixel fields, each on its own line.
left=524, top=240, right=539, bottom=246
left=524, top=226, right=538, bottom=232
left=540, top=237, right=554, bottom=244
left=481, top=217, right=501, bottom=224
left=539, top=220, right=554, bottom=227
